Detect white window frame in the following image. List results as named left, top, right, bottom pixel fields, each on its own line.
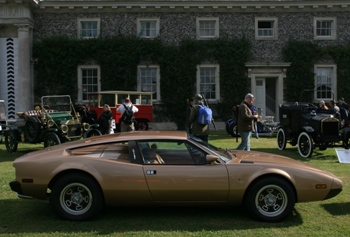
left=314, top=17, right=336, bottom=40
left=196, top=17, right=219, bottom=40
left=314, top=64, right=337, bottom=101
left=137, top=65, right=161, bottom=101
left=77, top=18, right=100, bottom=39
left=77, top=65, right=101, bottom=103
left=137, top=18, right=160, bottom=38
left=196, top=64, right=220, bottom=102
left=255, top=17, right=278, bottom=40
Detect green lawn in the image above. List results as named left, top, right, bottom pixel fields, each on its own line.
left=0, top=131, right=349, bottom=237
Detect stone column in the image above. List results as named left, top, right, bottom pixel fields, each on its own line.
left=16, top=24, right=33, bottom=112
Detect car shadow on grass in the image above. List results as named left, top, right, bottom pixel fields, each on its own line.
left=321, top=202, right=350, bottom=216
left=0, top=199, right=304, bottom=235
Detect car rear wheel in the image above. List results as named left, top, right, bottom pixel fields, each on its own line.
left=297, top=132, right=314, bottom=158
left=245, top=177, right=295, bottom=222
left=25, top=116, right=42, bottom=143
left=50, top=173, right=104, bottom=221
left=277, top=128, right=286, bottom=150
left=5, top=129, right=18, bottom=152
left=44, top=132, right=61, bottom=147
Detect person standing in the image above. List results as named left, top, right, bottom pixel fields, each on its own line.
left=117, top=97, right=139, bottom=132
left=189, top=94, right=209, bottom=142
left=236, top=93, right=258, bottom=151
left=98, top=104, right=112, bottom=135
left=186, top=98, right=194, bottom=134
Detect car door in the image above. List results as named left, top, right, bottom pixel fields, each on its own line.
left=140, top=140, right=229, bottom=202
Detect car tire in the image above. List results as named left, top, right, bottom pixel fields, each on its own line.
left=277, top=128, right=286, bottom=150
left=297, top=132, right=314, bottom=158
left=44, top=132, right=61, bottom=147
left=25, top=116, right=42, bottom=143
left=245, top=177, right=295, bottom=222
left=50, top=173, right=104, bottom=221
left=87, top=129, right=102, bottom=137
left=5, top=129, right=18, bottom=153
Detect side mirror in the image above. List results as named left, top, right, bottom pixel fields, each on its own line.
left=206, top=155, right=219, bottom=165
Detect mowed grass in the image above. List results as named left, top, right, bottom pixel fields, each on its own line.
left=0, top=131, right=350, bottom=237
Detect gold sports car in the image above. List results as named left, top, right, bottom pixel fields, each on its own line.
left=9, top=131, right=342, bottom=222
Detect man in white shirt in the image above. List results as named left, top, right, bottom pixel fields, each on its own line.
left=117, top=98, right=139, bottom=132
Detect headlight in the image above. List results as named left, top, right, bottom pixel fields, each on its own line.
left=61, top=124, right=69, bottom=133
left=83, top=123, right=90, bottom=131
left=48, top=119, right=55, bottom=128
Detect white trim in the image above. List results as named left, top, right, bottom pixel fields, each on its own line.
left=314, top=17, right=337, bottom=40
left=137, top=18, right=160, bottom=38
left=77, top=65, right=101, bottom=104
left=137, top=65, right=161, bottom=101
left=196, top=17, right=219, bottom=40
left=255, top=17, right=278, bottom=40
left=77, top=18, right=100, bottom=39
left=196, top=64, right=220, bottom=102
left=314, top=64, right=337, bottom=100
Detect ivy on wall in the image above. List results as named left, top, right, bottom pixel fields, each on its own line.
left=282, top=41, right=350, bottom=102
left=33, top=36, right=251, bottom=130
left=33, top=37, right=350, bottom=130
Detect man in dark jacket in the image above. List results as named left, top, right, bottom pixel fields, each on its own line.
left=236, top=93, right=258, bottom=151
left=189, top=94, right=209, bottom=142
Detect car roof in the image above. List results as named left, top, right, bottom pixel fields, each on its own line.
left=86, top=131, right=188, bottom=143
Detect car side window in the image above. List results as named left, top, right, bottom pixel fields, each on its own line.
left=69, top=142, right=130, bottom=162
left=138, top=140, right=196, bottom=165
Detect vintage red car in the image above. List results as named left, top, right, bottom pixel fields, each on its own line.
left=88, top=91, right=153, bottom=131
left=9, top=131, right=342, bottom=222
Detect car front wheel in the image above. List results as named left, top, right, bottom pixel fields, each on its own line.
left=50, top=173, right=104, bottom=221
left=245, top=177, right=295, bottom=222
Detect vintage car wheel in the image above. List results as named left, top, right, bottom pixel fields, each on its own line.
left=297, top=132, right=314, bottom=158
left=44, top=133, right=61, bottom=147
left=137, top=120, right=149, bottom=131
left=50, top=173, right=104, bottom=221
left=5, top=130, right=18, bottom=153
left=245, top=177, right=295, bottom=222
left=87, top=129, right=102, bottom=137
left=25, top=116, right=42, bottom=143
left=277, top=128, right=286, bottom=150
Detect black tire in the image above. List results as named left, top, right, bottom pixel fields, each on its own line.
left=87, top=129, right=102, bottom=137
left=44, top=132, right=61, bottom=147
left=277, top=128, right=286, bottom=150
left=136, top=120, right=149, bottom=131
left=297, top=132, right=314, bottom=158
left=25, top=116, right=42, bottom=143
left=49, top=173, right=104, bottom=221
left=5, top=130, right=18, bottom=152
left=245, top=177, right=295, bottom=222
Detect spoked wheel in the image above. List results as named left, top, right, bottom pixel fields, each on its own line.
left=297, top=132, right=314, bottom=158
left=50, top=173, right=104, bottom=221
left=277, top=128, right=286, bottom=150
left=44, top=132, right=61, bottom=147
left=87, top=129, right=102, bottom=137
left=5, top=130, right=18, bottom=152
left=245, top=177, right=295, bottom=222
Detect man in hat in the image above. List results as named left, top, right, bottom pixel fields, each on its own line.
left=236, top=93, right=259, bottom=151
left=189, top=94, right=209, bottom=142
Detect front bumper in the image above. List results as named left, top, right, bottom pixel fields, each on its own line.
left=9, top=180, right=33, bottom=199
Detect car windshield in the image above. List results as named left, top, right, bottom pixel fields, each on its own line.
left=41, top=96, right=72, bottom=112
left=189, top=135, right=232, bottom=162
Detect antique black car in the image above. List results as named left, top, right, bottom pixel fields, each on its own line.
left=277, top=101, right=350, bottom=158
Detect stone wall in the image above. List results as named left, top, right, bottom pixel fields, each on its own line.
left=33, top=11, right=350, bottom=62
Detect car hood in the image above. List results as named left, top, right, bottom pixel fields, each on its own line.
left=228, top=150, right=334, bottom=175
